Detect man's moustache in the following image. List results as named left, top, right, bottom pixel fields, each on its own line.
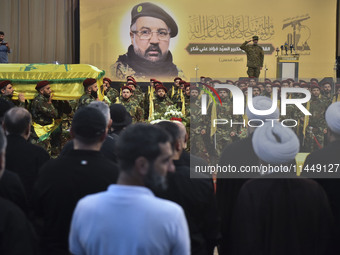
left=145, top=46, right=161, bottom=55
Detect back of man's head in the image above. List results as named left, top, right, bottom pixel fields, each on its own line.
left=3, top=107, right=31, bottom=136
left=154, top=121, right=180, bottom=151
left=116, top=123, right=172, bottom=171
left=71, top=106, right=107, bottom=146
left=88, top=101, right=111, bottom=125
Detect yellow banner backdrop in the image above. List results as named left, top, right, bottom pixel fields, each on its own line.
left=80, top=0, right=336, bottom=82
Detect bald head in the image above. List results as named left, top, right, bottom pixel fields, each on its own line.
left=3, top=107, right=31, bottom=137
left=172, top=120, right=187, bottom=150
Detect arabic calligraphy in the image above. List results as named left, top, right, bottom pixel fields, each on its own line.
left=186, top=43, right=275, bottom=55
left=188, top=15, right=275, bottom=40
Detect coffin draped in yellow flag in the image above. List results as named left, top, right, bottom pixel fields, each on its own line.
left=0, top=63, right=106, bottom=100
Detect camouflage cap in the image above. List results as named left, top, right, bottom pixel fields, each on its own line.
left=131, top=2, right=178, bottom=37
left=252, top=35, right=259, bottom=40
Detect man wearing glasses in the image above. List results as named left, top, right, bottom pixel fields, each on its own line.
left=112, top=2, right=184, bottom=81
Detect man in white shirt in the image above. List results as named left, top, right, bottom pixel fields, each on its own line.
left=69, top=123, right=190, bottom=255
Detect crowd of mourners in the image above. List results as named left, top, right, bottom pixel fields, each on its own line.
left=0, top=75, right=340, bottom=255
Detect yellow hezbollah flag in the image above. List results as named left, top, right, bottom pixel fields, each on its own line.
left=0, top=64, right=105, bottom=100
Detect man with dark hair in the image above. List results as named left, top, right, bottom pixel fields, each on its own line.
left=30, top=80, right=58, bottom=152
left=118, top=86, right=144, bottom=123
left=69, top=123, right=190, bottom=255
left=103, top=77, right=119, bottom=104
left=304, top=83, right=329, bottom=152
left=321, top=81, right=333, bottom=103
left=155, top=121, right=219, bottom=255
left=169, top=77, right=184, bottom=108
left=0, top=31, right=11, bottom=63
left=30, top=80, right=71, bottom=155
left=33, top=106, right=119, bottom=255
left=3, top=107, right=49, bottom=201
left=0, top=126, right=37, bottom=255
left=77, top=78, right=98, bottom=109
left=0, top=80, right=25, bottom=107
left=112, top=2, right=184, bottom=80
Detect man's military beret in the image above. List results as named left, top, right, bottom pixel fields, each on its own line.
left=103, top=77, right=112, bottom=83
left=122, top=86, right=132, bottom=92
left=0, top=80, right=11, bottom=90
left=131, top=2, right=178, bottom=38
left=155, top=85, right=168, bottom=93
left=35, top=80, right=49, bottom=91
left=83, top=78, right=96, bottom=88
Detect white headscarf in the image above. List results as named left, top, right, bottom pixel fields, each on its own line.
left=252, top=121, right=299, bottom=164
left=325, top=102, right=340, bottom=135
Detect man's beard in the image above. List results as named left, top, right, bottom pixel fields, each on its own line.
left=191, top=95, right=198, bottom=101
left=104, top=90, right=108, bottom=95
left=43, top=93, right=50, bottom=99
left=91, top=90, right=98, bottom=99
left=144, top=164, right=167, bottom=194
left=157, top=94, right=165, bottom=100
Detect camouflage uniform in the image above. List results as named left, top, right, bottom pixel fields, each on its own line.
left=322, top=92, right=333, bottom=105
left=117, top=97, right=144, bottom=123
left=240, top=41, right=264, bottom=78
left=133, top=87, right=145, bottom=109
left=168, top=86, right=183, bottom=109
left=211, top=97, right=238, bottom=157
left=190, top=97, right=211, bottom=163
left=30, top=94, right=59, bottom=155
left=105, top=87, right=119, bottom=104
left=0, top=93, right=25, bottom=107
left=152, top=95, right=174, bottom=117
left=303, top=96, right=329, bottom=152
left=77, top=93, right=96, bottom=109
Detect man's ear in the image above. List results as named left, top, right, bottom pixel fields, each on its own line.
left=134, top=157, right=149, bottom=176
left=70, top=127, right=75, bottom=139
left=130, top=32, right=134, bottom=44
left=175, top=139, right=181, bottom=152
left=107, top=119, right=112, bottom=130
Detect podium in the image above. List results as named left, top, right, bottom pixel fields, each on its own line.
left=276, top=55, right=299, bottom=79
